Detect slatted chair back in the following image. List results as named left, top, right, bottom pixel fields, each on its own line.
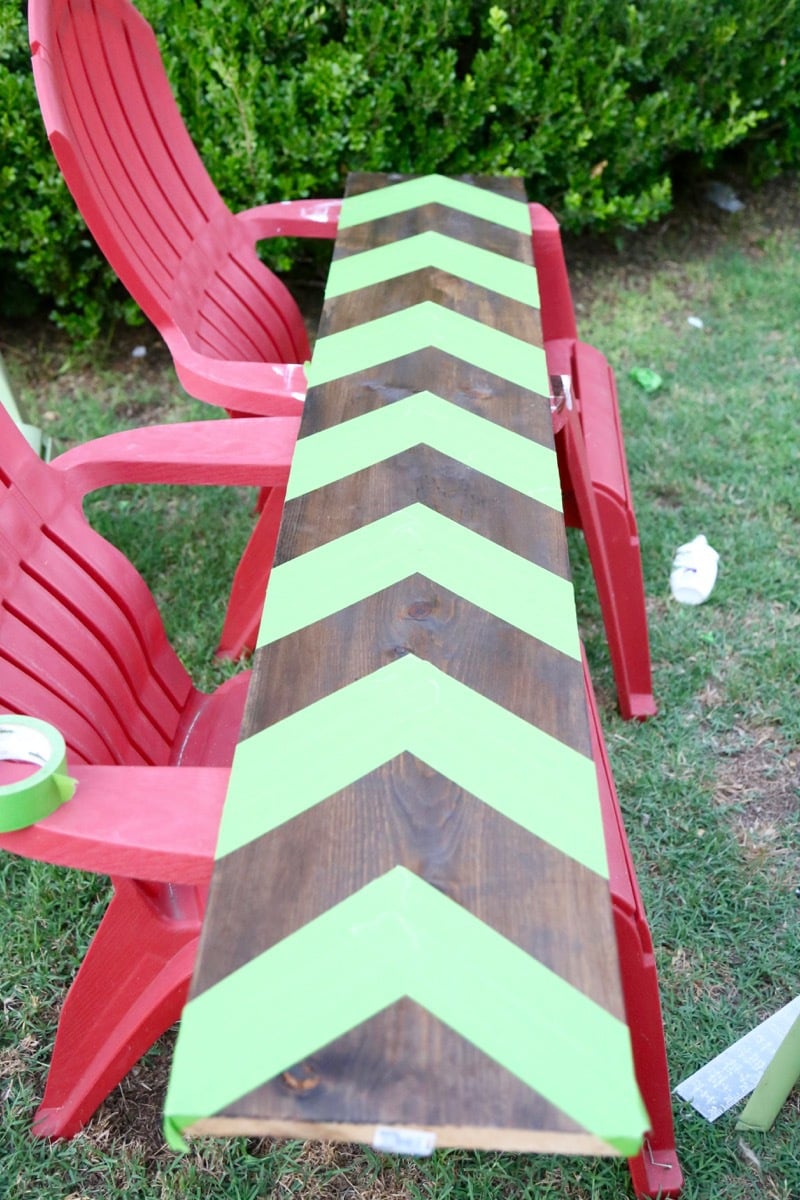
left=29, top=0, right=310, bottom=366
left=0, top=408, right=200, bottom=767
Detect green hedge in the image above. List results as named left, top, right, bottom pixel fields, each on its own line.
left=1, top=0, right=799, bottom=337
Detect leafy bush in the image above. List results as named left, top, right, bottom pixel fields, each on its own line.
left=0, top=3, right=129, bottom=333
left=1, top=0, right=799, bottom=337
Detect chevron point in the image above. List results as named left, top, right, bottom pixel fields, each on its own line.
left=338, top=174, right=532, bottom=234
left=305, top=302, right=547, bottom=395
left=324, top=230, right=539, bottom=308
left=216, top=655, right=605, bottom=876
left=165, top=869, right=647, bottom=1153
left=286, top=389, right=560, bottom=510
left=258, top=504, right=579, bottom=659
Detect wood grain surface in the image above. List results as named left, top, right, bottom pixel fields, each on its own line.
left=166, top=174, right=645, bottom=1157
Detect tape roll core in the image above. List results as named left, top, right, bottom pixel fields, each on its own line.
left=0, top=716, right=76, bottom=831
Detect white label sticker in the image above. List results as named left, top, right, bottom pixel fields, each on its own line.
left=372, top=1125, right=437, bottom=1156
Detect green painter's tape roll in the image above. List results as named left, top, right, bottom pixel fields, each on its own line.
left=0, top=717, right=76, bottom=832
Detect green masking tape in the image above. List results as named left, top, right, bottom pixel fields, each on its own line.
left=0, top=716, right=76, bottom=832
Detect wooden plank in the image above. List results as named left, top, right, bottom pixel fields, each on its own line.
left=164, top=174, right=648, bottom=1158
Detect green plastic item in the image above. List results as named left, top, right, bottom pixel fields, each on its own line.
left=628, top=366, right=663, bottom=393
left=0, top=716, right=76, bottom=831
left=0, top=352, right=50, bottom=459
left=736, top=1011, right=800, bottom=1132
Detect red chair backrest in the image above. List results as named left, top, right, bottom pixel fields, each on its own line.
left=0, top=410, right=194, bottom=767
left=29, top=0, right=309, bottom=364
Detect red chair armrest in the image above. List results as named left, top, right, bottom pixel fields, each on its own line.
left=51, top=418, right=299, bottom=499
left=529, top=202, right=578, bottom=343
left=235, top=198, right=341, bottom=240
left=170, top=350, right=308, bottom=415
left=0, top=764, right=226, bottom=884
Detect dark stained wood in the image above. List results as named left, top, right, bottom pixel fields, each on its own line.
left=275, top=449, right=570, bottom=571
left=197, top=991, right=615, bottom=1154
left=322, top=267, right=543, bottom=340
left=342, top=171, right=526, bottom=200
left=334, top=204, right=530, bottom=261
left=181, top=174, right=631, bottom=1152
left=193, top=766, right=619, bottom=1006
left=222, top=1001, right=590, bottom=1135
left=293, top=348, right=555, bottom=443
left=243, top=579, right=589, bottom=744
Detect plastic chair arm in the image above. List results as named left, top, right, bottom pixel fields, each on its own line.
left=235, top=198, right=341, bottom=240
left=529, top=202, right=579, bottom=343
left=0, top=764, right=226, bottom=884
left=169, top=349, right=308, bottom=415
left=50, top=417, right=299, bottom=500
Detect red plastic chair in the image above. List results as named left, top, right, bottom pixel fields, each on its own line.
left=0, top=401, right=298, bottom=1137
left=28, top=0, right=340, bottom=418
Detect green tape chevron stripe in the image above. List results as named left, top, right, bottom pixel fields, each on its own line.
left=325, top=231, right=539, bottom=307
left=285, top=390, right=561, bottom=510
left=281, top=457, right=569, bottom=574
left=304, top=302, right=548, bottom=395
left=240, top=583, right=585, bottom=741
left=164, top=867, right=648, bottom=1153
left=338, top=173, right=531, bottom=233
left=193, top=756, right=612, bottom=1000
left=300, top=353, right=555, bottom=443
left=215, top=655, right=604, bottom=875
left=258, top=504, right=579, bottom=658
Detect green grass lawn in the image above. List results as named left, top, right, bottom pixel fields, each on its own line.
left=1, top=176, right=799, bottom=1199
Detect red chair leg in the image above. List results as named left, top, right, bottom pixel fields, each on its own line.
left=584, top=653, right=683, bottom=1196
left=216, top=484, right=286, bottom=660
left=616, top=904, right=683, bottom=1198
left=557, top=387, right=656, bottom=720
left=33, top=877, right=201, bottom=1138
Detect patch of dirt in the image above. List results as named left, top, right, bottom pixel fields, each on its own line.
left=268, top=1139, right=428, bottom=1200
left=713, top=728, right=800, bottom=871
left=87, top=1032, right=177, bottom=1157
left=0, top=1035, right=40, bottom=1082
left=1, top=314, right=168, bottom=383
left=563, top=172, right=800, bottom=313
